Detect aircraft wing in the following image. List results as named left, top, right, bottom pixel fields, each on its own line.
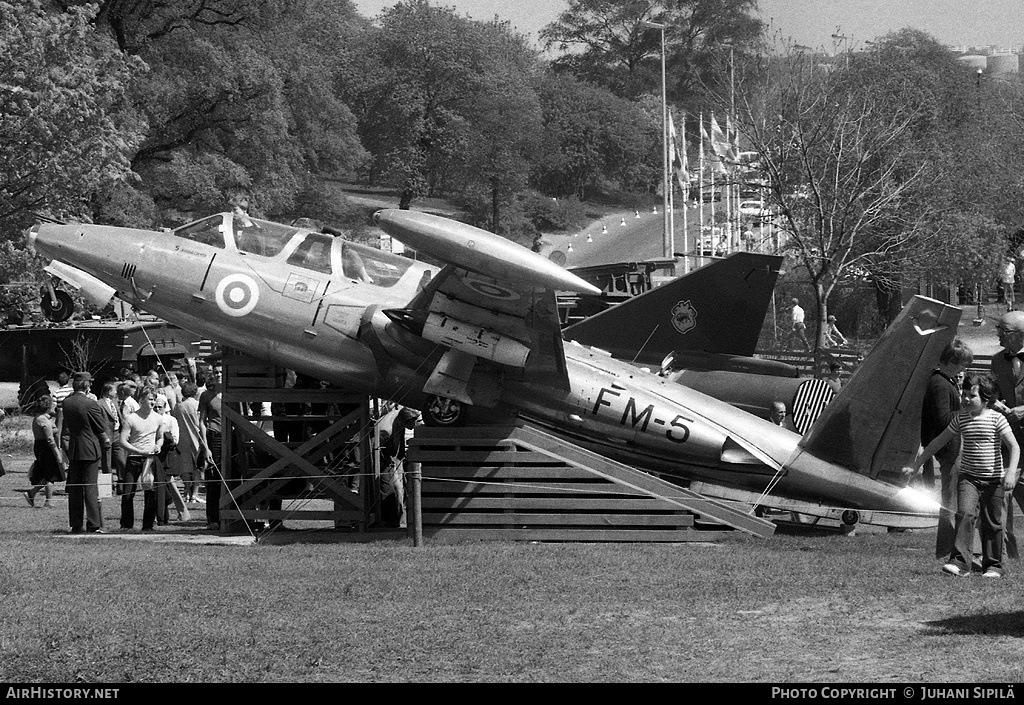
left=373, top=210, right=601, bottom=406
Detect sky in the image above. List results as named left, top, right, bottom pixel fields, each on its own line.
left=350, top=0, right=1024, bottom=50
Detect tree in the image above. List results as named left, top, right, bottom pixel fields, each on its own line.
left=532, top=73, right=659, bottom=199
left=342, top=1, right=496, bottom=208
left=0, top=1, right=145, bottom=232
left=48, top=0, right=270, bottom=53
left=343, top=1, right=550, bottom=233
left=450, top=24, right=546, bottom=240
left=734, top=43, right=952, bottom=343
left=541, top=0, right=763, bottom=103
left=36, top=0, right=367, bottom=225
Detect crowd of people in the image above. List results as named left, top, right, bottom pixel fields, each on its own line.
left=20, top=362, right=223, bottom=534
left=20, top=359, right=421, bottom=536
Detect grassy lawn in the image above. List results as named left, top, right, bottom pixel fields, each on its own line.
left=3, top=412, right=1024, bottom=683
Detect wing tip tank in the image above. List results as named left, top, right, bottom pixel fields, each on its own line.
left=373, top=209, right=602, bottom=296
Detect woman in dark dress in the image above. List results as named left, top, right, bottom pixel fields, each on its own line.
left=26, top=395, right=67, bottom=508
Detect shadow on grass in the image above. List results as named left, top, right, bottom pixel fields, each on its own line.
left=923, top=612, right=1024, bottom=637
left=772, top=523, right=849, bottom=538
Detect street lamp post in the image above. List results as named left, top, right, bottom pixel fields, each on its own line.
left=722, top=42, right=735, bottom=254
left=644, top=20, right=672, bottom=264
left=975, top=67, right=985, bottom=324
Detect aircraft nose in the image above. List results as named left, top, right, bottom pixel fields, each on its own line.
left=26, top=223, right=39, bottom=253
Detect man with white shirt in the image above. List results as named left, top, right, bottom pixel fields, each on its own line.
left=788, top=297, right=811, bottom=351
left=1002, top=259, right=1017, bottom=312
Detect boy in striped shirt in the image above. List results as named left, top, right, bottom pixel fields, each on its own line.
left=905, top=374, right=1020, bottom=578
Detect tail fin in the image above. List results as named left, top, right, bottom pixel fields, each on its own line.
left=563, top=253, right=783, bottom=365
left=799, top=295, right=961, bottom=482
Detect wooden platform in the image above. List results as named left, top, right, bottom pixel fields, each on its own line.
left=408, top=423, right=774, bottom=542
left=217, top=349, right=379, bottom=533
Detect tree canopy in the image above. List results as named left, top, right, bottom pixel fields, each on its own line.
left=541, top=0, right=763, bottom=103
left=734, top=31, right=1012, bottom=336
left=0, top=1, right=144, bottom=229
left=8, top=2, right=1024, bottom=330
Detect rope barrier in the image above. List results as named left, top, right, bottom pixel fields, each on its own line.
left=6, top=467, right=955, bottom=521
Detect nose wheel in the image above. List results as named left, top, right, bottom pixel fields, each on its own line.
left=40, top=286, right=74, bottom=322
left=423, top=396, right=465, bottom=427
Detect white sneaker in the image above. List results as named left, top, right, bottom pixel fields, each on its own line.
left=942, top=563, right=969, bottom=577
left=982, top=569, right=1003, bottom=579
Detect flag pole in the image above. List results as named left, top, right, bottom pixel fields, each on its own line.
left=681, top=112, right=689, bottom=274
left=699, top=113, right=706, bottom=268
left=668, top=110, right=676, bottom=266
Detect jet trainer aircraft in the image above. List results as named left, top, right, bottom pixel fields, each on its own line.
left=562, top=253, right=835, bottom=433
left=29, top=209, right=948, bottom=529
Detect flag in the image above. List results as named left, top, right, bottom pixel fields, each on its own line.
left=677, top=113, right=691, bottom=195
left=709, top=113, right=732, bottom=164
left=703, top=117, right=726, bottom=175
left=726, top=114, right=740, bottom=163
left=669, top=110, right=679, bottom=178
left=668, top=111, right=690, bottom=193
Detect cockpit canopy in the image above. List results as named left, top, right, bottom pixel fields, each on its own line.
left=172, top=212, right=416, bottom=286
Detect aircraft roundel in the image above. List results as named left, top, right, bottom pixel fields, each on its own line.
left=215, top=273, right=260, bottom=317
left=461, top=275, right=519, bottom=301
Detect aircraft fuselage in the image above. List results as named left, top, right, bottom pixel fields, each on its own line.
left=29, top=215, right=940, bottom=525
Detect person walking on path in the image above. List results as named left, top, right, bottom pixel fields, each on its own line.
left=788, top=298, right=811, bottom=351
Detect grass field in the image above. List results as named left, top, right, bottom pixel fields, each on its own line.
left=4, top=403, right=1024, bottom=684
left=3, top=436, right=1024, bottom=684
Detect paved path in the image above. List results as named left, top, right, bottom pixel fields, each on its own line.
left=538, top=202, right=773, bottom=270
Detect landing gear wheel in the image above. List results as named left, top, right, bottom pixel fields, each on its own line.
left=41, top=289, right=74, bottom=322
left=423, top=396, right=465, bottom=427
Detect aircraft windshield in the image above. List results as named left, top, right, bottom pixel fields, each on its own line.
left=344, top=241, right=415, bottom=287
left=174, top=215, right=227, bottom=248
left=287, top=232, right=333, bottom=275
left=232, top=215, right=297, bottom=257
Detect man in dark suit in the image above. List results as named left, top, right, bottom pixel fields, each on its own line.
left=991, top=311, right=1024, bottom=555
left=60, top=371, right=112, bottom=534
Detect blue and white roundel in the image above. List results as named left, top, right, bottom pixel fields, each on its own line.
left=215, top=273, right=260, bottom=317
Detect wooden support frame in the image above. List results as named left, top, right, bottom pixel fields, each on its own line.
left=409, top=423, right=775, bottom=542
left=216, top=349, right=379, bottom=533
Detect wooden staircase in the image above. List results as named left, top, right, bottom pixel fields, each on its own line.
left=408, top=423, right=774, bottom=542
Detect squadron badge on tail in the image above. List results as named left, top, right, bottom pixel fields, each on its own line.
left=671, top=300, right=698, bottom=335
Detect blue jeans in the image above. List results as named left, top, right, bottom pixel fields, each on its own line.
left=951, top=475, right=1005, bottom=574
